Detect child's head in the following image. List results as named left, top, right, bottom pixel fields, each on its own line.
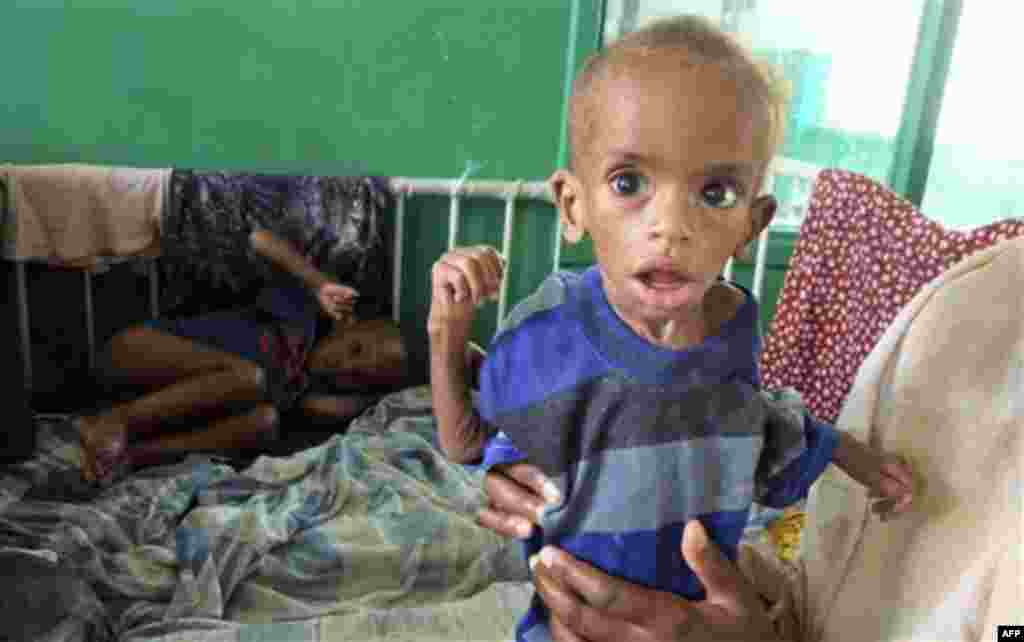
left=550, top=14, right=789, bottom=339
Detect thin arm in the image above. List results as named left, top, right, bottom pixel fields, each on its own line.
left=249, top=229, right=333, bottom=292
left=430, top=327, right=491, bottom=464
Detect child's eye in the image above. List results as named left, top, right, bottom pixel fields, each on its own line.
left=700, top=181, right=741, bottom=209
left=610, top=172, right=650, bottom=197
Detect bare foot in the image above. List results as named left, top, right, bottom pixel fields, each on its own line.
left=74, top=415, right=127, bottom=484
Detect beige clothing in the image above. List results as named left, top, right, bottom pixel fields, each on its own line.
left=1, top=164, right=169, bottom=266
left=745, top=237, right=1024, bottom=641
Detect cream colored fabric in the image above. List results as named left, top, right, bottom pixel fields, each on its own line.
left=1, top=163, right=169, bottom=265
left=745, top=236, right=1023, bottom=641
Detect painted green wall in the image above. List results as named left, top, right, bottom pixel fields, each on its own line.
left=3, top=1, right=577, bottom=179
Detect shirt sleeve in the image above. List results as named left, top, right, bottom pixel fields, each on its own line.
left=754, top=388, right=839, bottom=508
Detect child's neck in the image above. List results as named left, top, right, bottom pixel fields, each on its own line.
left=612, top=282, right=741, bottom=351
left=613, top=305, right=709, bottom=351
left=638, top=316, right=708, bottom=350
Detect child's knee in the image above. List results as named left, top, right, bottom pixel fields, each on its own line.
left=234, top=362, right=266, bottom=391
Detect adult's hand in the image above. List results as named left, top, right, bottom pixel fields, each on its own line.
left=478, top=462, right=562, bottom=539
left=531, top=520, right=787, bottom=642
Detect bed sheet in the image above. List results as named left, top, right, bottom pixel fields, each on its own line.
left=0, top=386, right=530, bottom=641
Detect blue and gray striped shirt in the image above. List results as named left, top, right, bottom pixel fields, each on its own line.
left=476, top=267, right=838, bottom=642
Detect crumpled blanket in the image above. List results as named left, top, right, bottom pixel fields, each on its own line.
left=158, top=171, right=392, bottom=318
left=746, top=237, right=1024, bottom=641
left=0, top=387, right=525, bottom=641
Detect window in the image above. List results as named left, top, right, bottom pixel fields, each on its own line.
left=920, top=1, right=1024, bottom=227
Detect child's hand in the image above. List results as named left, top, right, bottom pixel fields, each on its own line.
left=317, top=282, right=359, bottom=323
left=868, top=454, right=915, bottom=521
left=834, top=432, right=915, bottom=521
left=428, top=245, right=505, bottom=335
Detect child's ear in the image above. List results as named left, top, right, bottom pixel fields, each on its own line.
left=749, top=194, right=777, bottom=239
left=549, top=169, right=586, bottom=244
left=734, top=195, right=777, bottom=260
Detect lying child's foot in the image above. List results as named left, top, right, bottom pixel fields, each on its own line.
left=74, top=415, right=127, bottom=484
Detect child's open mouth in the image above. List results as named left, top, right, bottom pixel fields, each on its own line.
left=638, top=270, right=688, bottom=289
left=632, top=268, right=700, bottom=308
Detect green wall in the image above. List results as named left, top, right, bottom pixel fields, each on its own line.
left=3, top=1, right=576, bottom=179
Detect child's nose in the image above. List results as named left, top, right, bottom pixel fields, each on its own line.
left=647, top=189, right=696, bottom=241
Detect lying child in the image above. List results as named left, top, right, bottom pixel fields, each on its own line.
left=429, top=14, right=914, bottom=642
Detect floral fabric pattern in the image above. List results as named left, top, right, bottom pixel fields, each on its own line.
left=159, top=171, right=392, bottom=318
left=760, top=169, right=1024, bottom=424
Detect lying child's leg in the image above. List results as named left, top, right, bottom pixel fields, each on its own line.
left=77, top=325, right=267, bottom=482
left=124, top=403, right=280, bottom=471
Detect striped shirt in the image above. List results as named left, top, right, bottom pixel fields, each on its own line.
left=476, top=267, right=838, bottom=642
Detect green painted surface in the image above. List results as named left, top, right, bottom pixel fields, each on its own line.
left=2, top=1, right=570, bottom=180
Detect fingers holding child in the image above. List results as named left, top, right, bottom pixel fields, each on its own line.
left=479, top=462, right=561, bottom=539
left=530, top=520, right=784, bottom=642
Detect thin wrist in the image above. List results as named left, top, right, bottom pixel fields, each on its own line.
left=428, top=323, right=472, bottom=345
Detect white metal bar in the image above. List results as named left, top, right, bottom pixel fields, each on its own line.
left=762, top=160, right=778, bottom=196
left=447, top=191, right=461, bottom=251
left=148, top=260, right=160, bottom=319
left=552, top=217, right=562, bottom=273
left=752, top=225, right=771, bottom=301
left=390, top=177, right=552, bottom=203
left=497, top=191, right=517, bottom=324
left=15, top=262, right=32, bottom=391
left=723, top=257, right=734, bottom=282
left=392, top=191, right=406, bottom=323
left=84, top=271, right=95, bottom=371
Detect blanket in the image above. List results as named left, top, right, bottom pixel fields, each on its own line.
left=0, top=386, right=529, bottom=642
left=0, top=164, right=169, bottom=265
left=746, top=237, right=1024, bottom=641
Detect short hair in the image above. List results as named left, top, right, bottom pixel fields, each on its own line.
left=568, top=14, right=790, bottom=172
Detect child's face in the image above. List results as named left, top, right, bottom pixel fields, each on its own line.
left=554, top=50, right=775, bottom=342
